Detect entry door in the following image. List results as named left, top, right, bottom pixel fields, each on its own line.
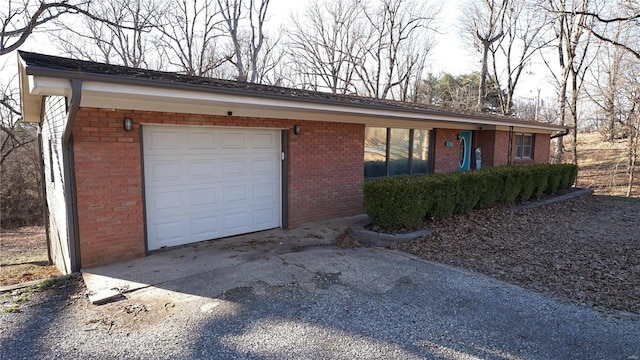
left=143, top=125, right=281, bottom=250
left=458, top=131, right=472, bottom=171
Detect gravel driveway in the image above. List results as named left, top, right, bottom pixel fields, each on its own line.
left=1, top=245, right=639, bottom=359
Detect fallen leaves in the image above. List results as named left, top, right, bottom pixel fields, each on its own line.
left=395, top=195, right=640, bottom=314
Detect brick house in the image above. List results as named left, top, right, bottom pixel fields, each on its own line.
left=18, top=52, right=567, bottom=274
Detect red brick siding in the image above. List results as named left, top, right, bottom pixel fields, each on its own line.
left=432, top=129, right=461, bottom=173
left=474, top=130, right=497, bottom=167
left=493, top=131, right=511, bottom=166
left=73, top=108, right=364, bottom=268
left=533, top=134, right=550, bottom=164
left=435, top=129, right=550, bottom=172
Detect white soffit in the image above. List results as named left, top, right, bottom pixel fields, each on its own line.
left=28, top=76, right=562, bottom=132
left=80, top=81, right=561, bottom=132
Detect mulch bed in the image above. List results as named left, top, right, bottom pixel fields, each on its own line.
left=393, top=194, right=640, bottom=314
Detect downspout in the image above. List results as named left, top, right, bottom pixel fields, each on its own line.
left=62, top=79, right=82, bottom=272
left=550, top=128, right=570, bottom=139
left=507, top=126, right=514, bottom=165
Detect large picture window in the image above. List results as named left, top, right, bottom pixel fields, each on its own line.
left=515, top=133, right=533, bottom=159
left=365, top=127, right=432, bottom=179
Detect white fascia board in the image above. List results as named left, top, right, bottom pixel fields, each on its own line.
left=28, top=76, right=72, bottom=96
left=79, top=81, right=562, bottom=132
left=18, top=58, right=42, bottom=123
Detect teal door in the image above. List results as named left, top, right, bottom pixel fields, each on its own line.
left=458, top=131, right=472, bottom=171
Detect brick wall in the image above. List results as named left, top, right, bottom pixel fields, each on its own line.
left=474, top=130, right=496, bottom=167
left=533, top=134, right=550, bottom=164
left=476, top=130, right=552, bottom=167
left=433, top=128, right=461, bottom=173
left=493, top=131, right=511, bottom=166
left=73, top=108, right=364, bottom=268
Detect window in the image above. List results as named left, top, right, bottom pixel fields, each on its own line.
left=515, top=133, right=533, bottom=159
left=365, top=127, right=432, bottom=179
left=389, top=129, right=410, bottom=176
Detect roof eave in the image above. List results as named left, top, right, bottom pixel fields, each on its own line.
left=22, top=60, right=567, bottom=133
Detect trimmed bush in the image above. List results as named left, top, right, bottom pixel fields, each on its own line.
left=363, top=176, right=429, bottom=231
left=363, top=163, right=580, bottom=232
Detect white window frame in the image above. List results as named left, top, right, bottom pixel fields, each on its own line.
left=515, top=133, right=533, bottom=160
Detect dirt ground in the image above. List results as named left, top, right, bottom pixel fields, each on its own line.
left=0, top=227, right=61, bottom=286
left=395, top=194, right=640, bottom=314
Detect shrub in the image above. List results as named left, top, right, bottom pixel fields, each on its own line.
left=476, top=170, right=503, bottom=208
left=364, top=164, right=579, bottom=232
left=363, top=176, right=428, bottom=232
left=558, top=164, right=579, bottom=190
left=545, top=164, right=562, bottom=194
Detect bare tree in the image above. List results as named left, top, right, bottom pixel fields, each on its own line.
left=0, top=0, right=147, bottom=56
left=0, top=72, right=30, bottom=167
left=585, top=23, right=628, bottom=141
left=623, top=86, right=639, bottom=197
left=356, top=0, right=438, bottom=100
left=461, top=0, right=509, bottom=111
left=489, top=0, right=551, bottom=115
left=541, top=0, right=594, bottom=165
left=286, top=0, right=365, bottom=94
left=569, top=1, right=640, bottom=60
left=217, top=0, right=274, bottom=83
left=154, top=0, right=227, bottom=76
left=53, top=0, right=160, bottom=68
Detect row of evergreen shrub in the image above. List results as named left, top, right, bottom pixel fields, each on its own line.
left=363, top=164, right=579, bottom=232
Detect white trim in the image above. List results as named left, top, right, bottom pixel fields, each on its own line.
left=22, top=70, right=564, bottom=132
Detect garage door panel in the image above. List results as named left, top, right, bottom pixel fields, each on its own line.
left=150, top=190, right=184, bottom=211
left=223, top=211, right=250, bottom=233
left=222, top=158, right=248, bottom=177
left=221, top=132, right=248, bottom=149
left=252, top=132, right=277, bottom=148
left=252, top=158, right=277, bottom=175
left=146, top=129, right=182, bottom=150
left=187, top=131, right=217, bottom=149
left=188, top=159, right=217, bottom=179
left=253, top=207, right=277, bottom=226
left=253, top=183, right=276, bottom=200
left=223, top=184, right=248, bottom=203
left=148, top=160, right=183, bottom=181
left=190, top=215, right=221, bottom=238
left=189, top=187, right=218, bottom=208
left=154, top=220, right=186, bottom=245
left=144, top=125, right=281, bottom=250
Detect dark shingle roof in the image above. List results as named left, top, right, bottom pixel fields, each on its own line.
left=19, top=51, right=565, bottom=130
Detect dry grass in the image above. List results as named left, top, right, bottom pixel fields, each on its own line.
left=0, top=226, right=61, bottom=286
left=574, top=132, right=640, bottom=197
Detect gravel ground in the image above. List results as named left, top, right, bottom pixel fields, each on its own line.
left=396, top=194, right=640, bottom=314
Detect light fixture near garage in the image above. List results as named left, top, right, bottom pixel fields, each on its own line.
left=123, top=118, right=133, bottom=131
left=293, top=125, right=301, bottom=135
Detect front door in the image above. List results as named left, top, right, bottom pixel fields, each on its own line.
left=458, top=131, right=472, bottom=171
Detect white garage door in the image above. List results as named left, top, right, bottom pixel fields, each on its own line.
left=143, top=125, right=281, bottom=250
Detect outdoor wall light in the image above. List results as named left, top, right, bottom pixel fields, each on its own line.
left=123, top=118, right=133, bottom=131
left=456, top=133, right=461, bottom=140
left=293, top=124, right=301, bottom=135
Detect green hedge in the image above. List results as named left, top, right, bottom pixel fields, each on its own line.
left=364, top=163, right=579, bottom=232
